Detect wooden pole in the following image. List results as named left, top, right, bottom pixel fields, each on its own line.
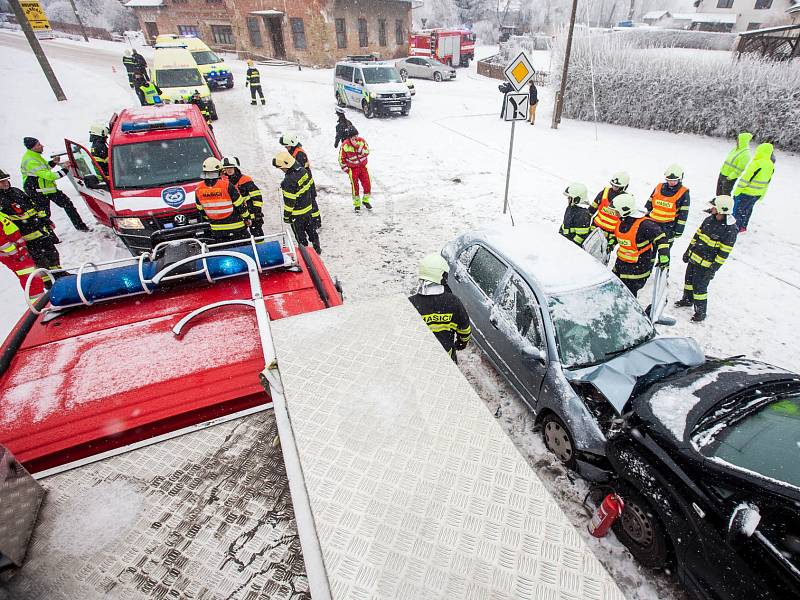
left=9, top=0, right=67, bottom=101
left=552, top=0, right=579, bottom=129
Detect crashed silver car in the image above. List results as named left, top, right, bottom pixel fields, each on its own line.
left=442, top=226, right=705, bottom=480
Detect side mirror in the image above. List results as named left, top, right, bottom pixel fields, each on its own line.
left=727, top=503, right=760, bottom=543
left=655, top=316, right=676, bottom=326
left=522, top=345, right=545, bottom=363
left=84, top=174, right=107, bottom=190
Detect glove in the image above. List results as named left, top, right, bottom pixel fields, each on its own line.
left=53, top=166, right=67, bottom=179
left=682, top=250, right=689, bottom=263
left=283, top=217, right=291, bottom=224
left=245, top=81, right=249, bottom=88
left=659, top=254, right=670, bottom=268
left=455, top=340, right=468, bottom=351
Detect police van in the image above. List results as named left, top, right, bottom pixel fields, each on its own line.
left=156, top=34, right=234, bottom=89
left=334, top=58, right=412, bottom=118
left=152, top=46, right=218, bottom=119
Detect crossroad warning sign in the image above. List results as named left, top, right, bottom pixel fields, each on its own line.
left=504, top=93, right=529, bottom=122
left=503, top=52, right=535, bottom=92
left=20, top=0, right=52, bottom=31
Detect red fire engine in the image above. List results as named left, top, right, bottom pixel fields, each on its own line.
left=408, top=28, right=476, bottom=67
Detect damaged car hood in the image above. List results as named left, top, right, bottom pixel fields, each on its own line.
left=565, top=337, right=705, bottom=413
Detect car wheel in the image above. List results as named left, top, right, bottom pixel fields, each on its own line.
left=399, top=68, right=408, bottom=81
left=462, top=57, right=471, bottom=68
left=208, top=101, right=218, bottom=120
left=434, top=71, right=443, bottom=82
left=613, top=486, right=670, bottom=569
left=362, top=99, right=374, bottom=119
left=541, top=413, right=576, bottom=469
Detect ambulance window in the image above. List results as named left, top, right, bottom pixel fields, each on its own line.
left=335, top=64, right=353, bottom=81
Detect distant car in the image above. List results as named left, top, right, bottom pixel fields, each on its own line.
left=334, top=59, right=412, bottom=118
left=442, top=227, right=704, bottom=480
left=395, top=57, right=456, bottom=82
left=606, top=358, right=800, bottom=600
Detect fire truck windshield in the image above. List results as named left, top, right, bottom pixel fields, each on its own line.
left=362, top=66, right=403, bottom=84
left=112, top=137, right=213, bottom=190
left=156, top=68, right=204, bottom=87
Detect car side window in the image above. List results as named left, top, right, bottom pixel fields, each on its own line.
left=408, top=58, right=420, bottom=65
left=467, top=246, right=507, bottom=299
left=457, top=244, right=478, bottom=267
left=354, top=68, right=363, bottom=84
left=498, top=274, right=545, bottom=348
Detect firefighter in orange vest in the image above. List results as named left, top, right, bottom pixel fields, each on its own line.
left=611, top=193, right=669, bottom=297
left=280, top=132, right=321, bottom=228
left=590, top=171, right=630, bottom=251
left=645, top=164, right=690, bottom=256
left=195, top=157, right=251, bottom=242
left=1, top=211, right=46, bottom=300
left=221, top=156, right=263, bottom=237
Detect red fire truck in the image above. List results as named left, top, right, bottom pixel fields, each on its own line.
left=408, top=28, right=476, bottom=67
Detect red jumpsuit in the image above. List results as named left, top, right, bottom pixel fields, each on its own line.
left=339, top=135, right=371, bottom=208
left=1, top=212, right=44, bottom=299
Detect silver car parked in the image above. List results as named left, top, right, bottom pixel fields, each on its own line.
left=395, top=57, right=457, bottom=82
left=442, top=226, right=705, bottom=481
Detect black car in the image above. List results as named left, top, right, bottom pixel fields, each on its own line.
left=605, top=358, right=800, bottom=600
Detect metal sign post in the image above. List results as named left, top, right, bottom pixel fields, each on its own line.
left=501, top=52, right=535, bottom=225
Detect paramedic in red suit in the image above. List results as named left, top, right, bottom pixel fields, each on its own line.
left=338, top=126, right=372, bottom=212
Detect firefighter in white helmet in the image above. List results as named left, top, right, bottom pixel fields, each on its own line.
left=221, top=156, right=263, bottom=236
left=195, top=157, right=251, bottom=242
left=675, top=195, right=738, bottom=322
left=408, top=253, right=471, bottom=362
left=591, top=171, right=630, bottom=247
left=611, top=193, right=669, bottom=297
left=273, top=150, right=321, bottom=254
left=88, top=123, right=110, bottom=178
left=559, top=182, right=593, bottom=246
left=280, top=132, right=321, bottom=228
left=645, top=163, right=691, bottom=256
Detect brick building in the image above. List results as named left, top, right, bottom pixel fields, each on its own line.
left=125, top=0, right=412, bottom=67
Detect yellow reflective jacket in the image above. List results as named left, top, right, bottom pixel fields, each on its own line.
left=735, top=143, right=774, bottom=199
left=719, top=132, right=752, bottom=180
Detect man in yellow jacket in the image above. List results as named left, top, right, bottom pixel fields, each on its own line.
left=716, top=132, right=751, bottom=196
left=733, top=142, right=774, bottom=232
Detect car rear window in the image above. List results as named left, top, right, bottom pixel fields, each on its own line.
left=157, top=68, right=203, bottom=87
left=191, top=51, right=220, bottom=65
left=468, top=247, right=507, bottom=298
left=112, top=137, right=213, bottom=190
left=336, top=64, right=354, bottom=81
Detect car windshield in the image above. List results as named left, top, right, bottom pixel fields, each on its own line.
left=191, top=51, right=220, bottom=66
left=112, top=137, right=213, bottom=190
left=548, top=280, right=655, bottom=369
left=363, top=66, right=403, bottom=84
left=697, top=394, right=800, bottom=489
left=157, top=68, right=203, bottom=87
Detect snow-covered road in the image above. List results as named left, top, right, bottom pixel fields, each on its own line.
left=3, top=31, right=800, bottom=599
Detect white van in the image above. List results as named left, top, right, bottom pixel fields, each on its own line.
left=334, top=59, right=412, bottom=118
left=152, top=47, right=217, bottom=119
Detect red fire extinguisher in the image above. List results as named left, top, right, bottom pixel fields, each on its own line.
left=588, top=493, right=625, bottom=538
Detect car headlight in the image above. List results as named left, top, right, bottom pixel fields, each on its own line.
left=405, top=92, right=411, bottom=98
left=116, top=217, right=145, bottom=230
left=369, top=91, right=376, bottom=99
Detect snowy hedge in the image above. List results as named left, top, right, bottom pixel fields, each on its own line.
left=552, top=34, right=800, bottom=153
left=610, top=28, right=737, bottom=51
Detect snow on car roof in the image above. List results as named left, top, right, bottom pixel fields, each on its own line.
left=473, top=225, right=612, bottom=294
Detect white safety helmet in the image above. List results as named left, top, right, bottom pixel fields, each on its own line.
left=201, top=157, right=222, bottom=179
left=710, top=195, right=734, bottom=215
left=279, top=132, right=299, bottom=147
left=609, top=171, right=630, bottom=190
left=124, top=49, right=133, bottom=57
left=221, top=156, right=240, bottom=169
left=564, top=182, right=589, bottom=207
left=612, top=193, right=637, bottom=218
left=664, top=164, right=684, bottom=182
left=418, top=253, right=449, bottom=285
left=89, top=123, right=109, bottom=137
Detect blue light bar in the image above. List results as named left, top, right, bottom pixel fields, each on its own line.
left=121, top=117, right=192, bottom=133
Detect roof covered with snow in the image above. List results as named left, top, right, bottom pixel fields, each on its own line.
left=643, top=10, right=669, bottom=20
left=124, top=0, right=163, bottom=7
left=692, top=12, right=738, bottom=24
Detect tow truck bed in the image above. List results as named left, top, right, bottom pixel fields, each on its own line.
left=2, top=296, right=625, bottom=599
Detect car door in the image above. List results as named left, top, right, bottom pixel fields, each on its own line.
left=64, top=139, right=113, bottom=226
left=351, top=67, right=365, bottom=107
left=418, top=58, right=434, bottom=79
left=449, top=243, right=509, bottom=363
left=488, top=273, right=549, bottom=403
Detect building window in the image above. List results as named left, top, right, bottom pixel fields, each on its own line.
left=335, top=18, right=347, bottom=49
left=395, top=19, right=404, bottom=45
left=177, top=25, right=198, bottom=36
left=290, top=18, right=307, bottom=50
left=746, top=21, right=763, bottom=30
left=210, top=25, right=234, bottom=46
left=358, top=17, right=368, bottom=47
left=716, top=0, right=733, bottom=7
left=378, top=19, right=387, bottom=46
left=246, top=17, right=262, bottom=48
left=754, top=0, right=772, bottom=7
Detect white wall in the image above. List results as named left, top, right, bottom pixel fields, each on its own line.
left=696, top=0, right=792, bottom=32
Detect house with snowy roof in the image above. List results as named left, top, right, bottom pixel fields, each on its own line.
left=693, top=0, right=794, bottom=32
left=642, top=10, right=672, bottom=25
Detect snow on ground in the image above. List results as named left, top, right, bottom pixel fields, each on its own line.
left=2, top=32, right=800, bottom=599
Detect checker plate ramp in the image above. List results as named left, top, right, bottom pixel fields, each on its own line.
left=1, top=412, right=310, bottom=600
left=270, top=295, right=626, bottom=600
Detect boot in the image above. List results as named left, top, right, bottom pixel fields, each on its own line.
left=260, top=98, right=266, bottom=105
left=354, top=206, right=360, bottom=213
left=363, top=201, right=372, bottom=210
left=691, top=310, right=706, bottom=322
left=674, top=297, right=692, bottom=308
left=313, top=244, right=322, bottom=255
left=251, top=100, right=257, bottom=106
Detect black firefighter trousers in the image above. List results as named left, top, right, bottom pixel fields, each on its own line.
left=34, top=190, right=87, bottom=231
left=681, top=262, right=715, bottom=316
left=250, top=85, right=265, bottom=105
left=290, top=215, right=321, bottom=254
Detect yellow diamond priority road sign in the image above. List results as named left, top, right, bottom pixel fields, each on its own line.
left=503, top=52, right=535, bottom=92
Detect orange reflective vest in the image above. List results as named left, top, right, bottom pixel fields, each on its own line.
left=615, top=217, right=653, bottom=264
left=291, top=146, right=311, bottom=170
left=593, top=188, right=620, bottom=233
left=196, top=179, right=234, bottom=220
left=649, top=185, right=687, bottom=223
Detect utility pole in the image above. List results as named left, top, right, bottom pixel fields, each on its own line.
left=9, top=0, right=67, bottom=101
left=67, top=0, right=89, bottom=42
left=551, top=0, right=579, bottom=129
